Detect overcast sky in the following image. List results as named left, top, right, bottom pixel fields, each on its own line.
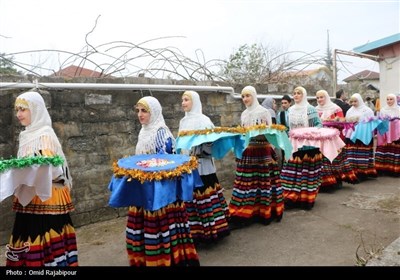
left=1, top=0, right=399, bottom=82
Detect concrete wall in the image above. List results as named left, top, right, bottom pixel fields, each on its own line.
left=379, top=46, right=400, bottom=100
left=365, top=42, right=400, bottom=100
left=0, top=76, right=245, bottom=245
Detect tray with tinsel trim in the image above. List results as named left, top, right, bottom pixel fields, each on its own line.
left=108, top=154, right=203, bottom=210
left=0, top=156, right=64, bottom=206
left=322, top=120, right=357, bottom=128
left=241, top=124, right=292, bottom=160
left=0, top=155, right=64, bottom=173
left=176, top=124, right=292, bottom=160
left=112, top=154, right=198, bottom=184
left=176, top=126, right=245, bottom=159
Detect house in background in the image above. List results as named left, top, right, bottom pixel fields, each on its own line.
left=51, top=65, right=105, bottom=78
left=268, top=66, right=333, bottom=96
left=353, top=33, right=400, bottom=101
left=343, top=70, right=380, bottom=98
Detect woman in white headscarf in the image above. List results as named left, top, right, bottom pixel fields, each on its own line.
left=126, top=96, right=199, bottom=266
left=261, top=96, right=277, bottom=124
left=345, top=93, right=374, bottom=122
left=314, top=90, right=359, bottom=191
left=288, top=86, right=322, bottom=129
left=379, top=94, right=400, bottom=118
left=179, top=90, right=230, bottom=244
left=280, top=86, right=323, bottom=210
left=135, top=96, right=175, bottom=155
left=240, top=86, right=272, bottom=127
left=344, top=93, right=377, bottom=180
left=375, top=94, right=400, bottom=176
left=229, top=86, right=284, bottom=229
left=6, top=91, right=78, bottom=267
left=315, top=90, right=344, bottom=121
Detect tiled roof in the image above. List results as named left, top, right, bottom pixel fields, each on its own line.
left=52, top=65, right=104, bottom=78
left=280, top=66, right=331, bottom=78
left=343, top=70, right=380, bottom=82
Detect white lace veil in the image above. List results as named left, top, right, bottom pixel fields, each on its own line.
left=380, top=94, right=400, bottom=118
left=240, top=86, right=272, bottom=127
left=179, top=90, right=214, bottom=131
left=15, top=91, right=72, bottom=188
left=315, top=90, right=342, bottom=119
left=135, top=96, right=175, bottom=154
left=288, top=86, right=311, bottom=128
left=346, top=93, right=374, bottom=121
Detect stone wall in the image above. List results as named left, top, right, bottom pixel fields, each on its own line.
left=0, top=76, right=244, bottom=244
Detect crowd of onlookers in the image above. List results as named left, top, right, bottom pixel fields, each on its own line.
left=267, top=89, right=400, bottom=118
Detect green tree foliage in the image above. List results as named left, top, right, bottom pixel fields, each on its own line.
left=0, top=53, right=19, bottom=74
left=324, top=30, right=333, bottom=70
left=219, top=43, right=322, bottom=87
left=222, top=43, right=267, bottom=84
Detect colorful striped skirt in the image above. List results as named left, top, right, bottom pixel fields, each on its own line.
left=229, top=140, right=284, bottom=225
left=375, top=140, right=400, bottom=177
left=345, top=139, right=377, bottom=180
left=126, top=200, right=200, bottom=266
left=281, top=148, right=322, bottom=210
left=320, top=149, right=359, bottom=191
left=6, top=186, right=78, bottom=267
left=185, top=174, right=230, bottom=244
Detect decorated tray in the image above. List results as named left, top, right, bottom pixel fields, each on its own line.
left=112, top=154, right=198, bottom=183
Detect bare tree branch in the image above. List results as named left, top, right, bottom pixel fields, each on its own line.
left=2, top=16, right=328, bottom=83
left=85, top=15, right=101, bottom=53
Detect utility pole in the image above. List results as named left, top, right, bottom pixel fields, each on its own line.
left=333, top=49, right=337, bottom=97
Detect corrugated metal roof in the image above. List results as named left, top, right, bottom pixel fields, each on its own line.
left=353, top=33, right=400, bottom=53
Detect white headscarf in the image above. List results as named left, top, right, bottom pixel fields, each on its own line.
left=261, top=96, right=276, bottom=119
left=288, top=86, right=311, bottom=128
left=315, top=89, right=342, bottom=119
left=15, top=91, right=72, bottom=188
left=380, top=94, right=400, bottom=118
left=346, top=93, right=374, bottom=121
left=135, top=96, right=175, bottom=154
left=179, top=90, right=215, bottom=131
left=240, top=86, right=272, bottom=127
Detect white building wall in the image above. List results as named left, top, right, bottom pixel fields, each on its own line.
left=379, top=58, right=400, bottom=101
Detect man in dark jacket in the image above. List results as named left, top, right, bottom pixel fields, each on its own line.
left=277, top=94, right=291, bottom=130
left=276, top=94, right=292, bottom=167
left=334, top=89, right=351, bottom=116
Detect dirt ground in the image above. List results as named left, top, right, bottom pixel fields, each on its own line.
left=1, top=175, right=399, bottom=267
